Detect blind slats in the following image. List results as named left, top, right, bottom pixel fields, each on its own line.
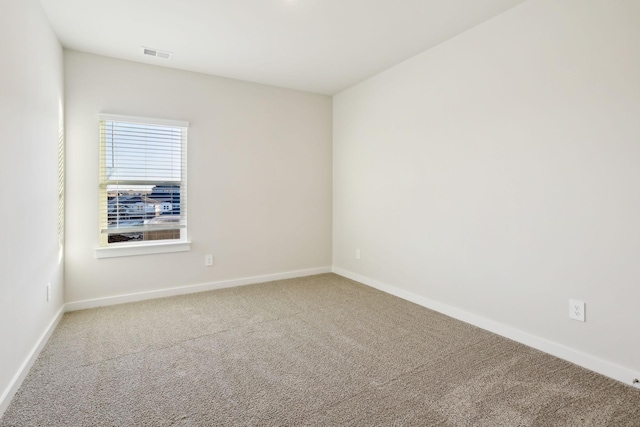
left=100, top=223, right=186, bottom=234
left=58, top=126, right=64, bottom=247
left=100, top=180, right=182, bottom=187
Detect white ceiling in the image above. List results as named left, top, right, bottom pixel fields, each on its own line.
left=39, top=0, right=526, bottom=95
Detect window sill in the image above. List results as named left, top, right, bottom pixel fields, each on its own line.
left=95, top=241, right=191, bottom=259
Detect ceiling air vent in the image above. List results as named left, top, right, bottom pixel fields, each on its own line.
left=141, top=47, right=173, bottom=60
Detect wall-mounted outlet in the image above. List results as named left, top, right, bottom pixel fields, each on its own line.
left=46, top=283, right=51, bottom=302
left=356, top=249, right=361, bottom=260
left=205, top=254, right=213, bottom=267
left=569, top=299, right=585, bottom=322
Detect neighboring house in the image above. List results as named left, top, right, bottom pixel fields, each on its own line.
left=107, top=185, right=180, bottom=226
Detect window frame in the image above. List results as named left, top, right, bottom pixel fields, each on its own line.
left=94, top=114, right=190, bottom=259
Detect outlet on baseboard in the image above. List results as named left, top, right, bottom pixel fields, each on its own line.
left=569, top=299, right=585, bottom=322
left=356, top=249, right=361, bottom=260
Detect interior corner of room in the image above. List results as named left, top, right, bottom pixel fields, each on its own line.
left=2, top=0, right=640, bottom=420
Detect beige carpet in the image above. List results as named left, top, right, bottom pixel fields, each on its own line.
left=1, top=273, right=638, bottom=426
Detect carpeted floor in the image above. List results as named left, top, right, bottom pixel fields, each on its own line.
left=1, top=273, right=638, bottom=426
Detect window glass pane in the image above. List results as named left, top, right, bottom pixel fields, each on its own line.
left=107, top=229, right=181, bottom=243
left=107, top=184, right=181, bottom=228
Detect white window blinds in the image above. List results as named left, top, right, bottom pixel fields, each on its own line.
left=58, top=121, right=64, bottom=248
left=98, top=114, right=188, bottom=246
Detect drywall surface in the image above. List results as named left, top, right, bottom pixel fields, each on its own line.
left=0, top=0, right=64, bottom=413
left=64, top=51, right=332, bottom=303
left=334, top=0, right=640, bottom=374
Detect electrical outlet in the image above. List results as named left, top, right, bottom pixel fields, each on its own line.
left=46, top=284, right=51, bottom=302
left=356, top=249, right=361, bottom=260
left=569, top=299, right=585, bottom=322
left=205, top=254, right=213, bottom=266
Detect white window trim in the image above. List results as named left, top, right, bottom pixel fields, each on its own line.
left=95, top=240, right=191, bottom=259
left=98, top=113, right=188, bottom=129
left=96, top=113, right=190, bottom=258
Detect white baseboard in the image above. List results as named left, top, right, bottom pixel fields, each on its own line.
left=332, top=267, right=640, bottom=389
left=65, top=266, right=333, bottom=312
left=0, top=305, right=65, bottom=418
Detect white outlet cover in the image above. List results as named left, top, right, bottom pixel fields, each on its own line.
left=569, top=299, right=585, bottom=322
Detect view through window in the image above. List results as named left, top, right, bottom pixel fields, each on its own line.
left=98, top=115, right=188, bottom=246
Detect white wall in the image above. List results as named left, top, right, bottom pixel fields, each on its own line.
left=0, top=0, right=64, bottom=413
left=334, top=0, right=640, bottom=379
left=64, top=51, right=332, bottom=304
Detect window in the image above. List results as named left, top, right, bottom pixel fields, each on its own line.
left=97, top=114, right=189, bottom=257
left=58, top=114, right=64, bottom=262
